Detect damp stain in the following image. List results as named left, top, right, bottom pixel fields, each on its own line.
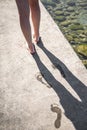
left=52, top=63, right=66, bottom=78
left=0, top=117, right=21, bottom=126
left=36, top=72, right=51, bottom=88
left=51, top=104, right=62, bottom=129
left=0, top=112, right=4, bottom=118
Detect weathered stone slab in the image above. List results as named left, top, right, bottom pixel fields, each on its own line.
left=0, top=0, right=87, bottom=130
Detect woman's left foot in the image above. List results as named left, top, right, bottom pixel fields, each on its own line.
left=28, top=44, right=36, bottom=54
left=33, top=34, right=40, bottom=44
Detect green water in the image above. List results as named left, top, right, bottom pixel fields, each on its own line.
left=41, top=0, right=87, bottom=68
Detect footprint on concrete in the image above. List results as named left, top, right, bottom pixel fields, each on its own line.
left=51, top=104, right=62, bottom=128
left=52, top=63, right=66, bottom=78
left=35, top=72, right=51, bottom=88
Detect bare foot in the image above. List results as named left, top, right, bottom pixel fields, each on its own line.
left=51, top=104, right=62, bottom=128
left=33, top=34, right=40, bottom=44
left=28, top=44, right=35, bottom=54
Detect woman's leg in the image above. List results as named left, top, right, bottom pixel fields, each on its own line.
left=15, top=0, right=35, bottom=54
left=28, top=0, right=40, bottom=43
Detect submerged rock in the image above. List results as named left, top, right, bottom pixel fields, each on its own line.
left=79, top=2, right=87, bottom=7
left=69, top=24, right=84, bottom=30
left=67, top=1, right=76, bottom=6
left=60, top=20, right=71, bottom=27
left=64, top=12, right=71, bottom=16
left=75, top=44, right=87, bottom=57
left=41, top=0, right=56, bottom=7
left=54, top=16, right=66, bottom=22
left=66, top=7, right=75, bottom=12
left=65, top=35, right=73, bottom=42
left=54, top=10, right=64, bottom=15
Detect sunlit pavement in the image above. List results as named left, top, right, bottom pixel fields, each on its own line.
left=0, top=1, right=87, bottom=130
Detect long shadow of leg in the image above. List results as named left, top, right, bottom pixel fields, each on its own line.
left=37, top=39, right=87, bottom=103
left=33, top=52, right=87, bottom=130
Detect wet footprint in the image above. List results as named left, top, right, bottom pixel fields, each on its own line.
left=36, top=72, right=51, bottom=88
left=51, top=104, right=62, bottom=128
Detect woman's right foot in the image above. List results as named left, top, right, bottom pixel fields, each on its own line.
left=28, top=44, right=35, bottom=54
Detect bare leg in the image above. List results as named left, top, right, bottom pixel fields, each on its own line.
left=28, top=0, right=40, bottom=43
left=15, top=0, right=35, bottom=54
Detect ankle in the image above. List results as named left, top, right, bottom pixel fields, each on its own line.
left=33, top=34, right=39, bottom=42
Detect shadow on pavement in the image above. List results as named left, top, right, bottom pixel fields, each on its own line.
left=15, top=1, right=87, bottom=128
left=33, top=38, right=87, bottom=130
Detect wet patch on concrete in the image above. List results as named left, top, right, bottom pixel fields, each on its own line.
left=36, top=72, right=51, bottom=88
left=0, top=117, right=21, bottom=127
left=51, top=104, right=62, bottom=128
left=0, top=113, right=4, bottom=119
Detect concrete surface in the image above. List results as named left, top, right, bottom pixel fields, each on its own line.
left=0, top=0, right=87, bottom=130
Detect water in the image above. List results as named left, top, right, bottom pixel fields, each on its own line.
left=41, top=0, right=87, bottom=68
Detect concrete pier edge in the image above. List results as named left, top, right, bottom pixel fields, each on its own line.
left=0, top=0, right=87, bottom=130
